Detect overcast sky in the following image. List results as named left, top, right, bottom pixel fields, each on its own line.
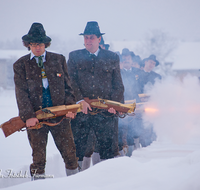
left=0, top=0, right=200, bottom=44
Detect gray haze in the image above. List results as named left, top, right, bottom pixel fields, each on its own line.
left=0, top=0, right=200, bottom=45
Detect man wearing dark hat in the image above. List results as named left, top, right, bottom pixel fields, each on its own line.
left=139, top=54, right=162, bottom=92
left=13, top=22, right=79, bottom=179
left=138, top=54, right=161, bottom=147
left=119, top=49, right=144, bottom=156
left=67, top=21, right=124, bottom=171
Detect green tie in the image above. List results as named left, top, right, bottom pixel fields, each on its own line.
left=36, top=55, right=44, bottom=68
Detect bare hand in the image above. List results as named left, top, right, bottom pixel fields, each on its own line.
left=66, top=111, right=76, bottom=119
left=108, top=107, right=116, bottom=114
left=26, top=118, right=39, bottom=128
left=79, top=100, right=92, bottom=114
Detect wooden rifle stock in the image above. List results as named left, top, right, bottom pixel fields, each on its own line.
left=0, top=104, right=81, bottom=138
left=84, top=97, right=136, bottom=113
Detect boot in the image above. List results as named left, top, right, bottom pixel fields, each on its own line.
left=66, top=167, right=78, bottom=176
left=119, top=149, right=125, bottom=157
left=82, top=156, right=91, bottom=171
left=127, top=145, right=134, bottom=157
left=78, top=161, right=82, bottom=172
left=133, top=138, right=140, bottom=150
left=92, top=152, right=101, bottom=165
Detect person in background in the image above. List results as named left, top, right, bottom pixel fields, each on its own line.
left=13, top=23, right=79, bottom=179
left=139, top=54, right=162, bottom=91
left=138, top=54, right=162, bottom=147
left=119, top=49, right=143, bottom=156
left=99, top=36, right=110, bottom=50
left=67, top=21, right=124, bottom=171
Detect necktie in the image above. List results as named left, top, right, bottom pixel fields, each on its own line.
left=90, top=54, right=96, bottom=59
left=36, top=55, right=44, bottom=68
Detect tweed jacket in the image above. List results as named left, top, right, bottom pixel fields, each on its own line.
left=67, top=48, right=124, bottom=103
left=14, top=51, right=76, bottom=122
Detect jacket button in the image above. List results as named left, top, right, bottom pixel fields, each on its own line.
left=93, top=85, right=95, bottom=87
left=92, top=94, right=94, bottom=97
left=40, top=85, right=42, bottom=87
left=92, top=76, right=94, bottom=78
left=39, top=75, right=41, bottom=77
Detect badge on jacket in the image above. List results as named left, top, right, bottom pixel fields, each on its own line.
left=57, top=73, right=62, bottom=77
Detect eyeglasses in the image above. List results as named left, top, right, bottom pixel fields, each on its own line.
left=30, top=43, right=45, bottom=47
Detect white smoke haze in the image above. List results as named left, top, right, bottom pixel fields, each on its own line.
left=142, top=75, right=200, bottom=144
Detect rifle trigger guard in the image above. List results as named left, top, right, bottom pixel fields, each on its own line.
left=99, top=99, right=105, bottom=104
left=41, top=108, right=55, bottom=116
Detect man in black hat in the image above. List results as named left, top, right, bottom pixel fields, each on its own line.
left=13, top=22, right=79, bottom=179
left=139, top=54, right=162, bottom=92
left=138, top=54, right=161, bottom=147
left=118, top=49, right=144, bottom=156
left=67, top=21, right=124, bottom=171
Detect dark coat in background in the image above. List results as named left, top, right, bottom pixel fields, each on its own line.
left=138, top=70, right=162, bottom=93
left=118, top=67, right=143, bottom=150
left=120, top=67, right=142, bottom=103
left=14, top=51, right=76, bottom=122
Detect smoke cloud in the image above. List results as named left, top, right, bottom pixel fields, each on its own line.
left=142, top=75, right=200, bottom=144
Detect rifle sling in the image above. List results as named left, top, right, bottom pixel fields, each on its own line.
left=28, top=116, right=66, bottom=130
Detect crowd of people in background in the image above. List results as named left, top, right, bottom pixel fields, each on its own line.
left=13, top=21, right=162, bottom=180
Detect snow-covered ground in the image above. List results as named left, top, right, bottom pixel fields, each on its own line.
left=0, top=75, right=200, bottom=190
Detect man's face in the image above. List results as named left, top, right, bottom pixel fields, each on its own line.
left=29, top=43, right=45, bottom=56
left=122, top=55, right=132, bottom=70
left=144, top=59, right=156, bottom=72
left=84, top=35, right=101, bottom=53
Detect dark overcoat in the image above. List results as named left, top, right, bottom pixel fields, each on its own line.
left=138, top=70, right=162, bottom=93
left=120, top=67, right=143, bottom=102
left=14, top=51, right=76, bottom=122
left=67, top=48, right=124, bottom=103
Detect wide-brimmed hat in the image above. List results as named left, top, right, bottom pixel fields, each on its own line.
left=142, top=54, right=159, bottom=66
left=22, top=23, right=51, bottom=43
left=121, top=48, right=135, bottom=57
left=79, top=21, right=105, bottom=36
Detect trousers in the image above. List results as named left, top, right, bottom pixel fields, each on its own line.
left=27, top=118, right=78, bottom=176
left=71, top=112, right=119, bottom=161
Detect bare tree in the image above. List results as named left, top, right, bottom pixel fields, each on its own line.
left=136, top=29, right=178, bottom=76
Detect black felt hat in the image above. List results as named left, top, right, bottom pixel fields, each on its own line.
left=22, top=23, right=51, bottom=43
left=142, top=54, right=159, bottom=66
left=79, top=21, right=105, bottom=36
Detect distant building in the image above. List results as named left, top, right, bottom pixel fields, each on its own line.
left=0, top=50, right=28, bottom=89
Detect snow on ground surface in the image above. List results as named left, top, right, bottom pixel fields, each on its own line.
left=0, top=75, right=200, bottom=190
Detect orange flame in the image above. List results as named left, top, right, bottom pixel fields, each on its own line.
left=144, top=107, right=159, bottom=113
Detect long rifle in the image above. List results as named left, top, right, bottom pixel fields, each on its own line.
left=0, top=98, right=137, bottom=137
left=0, top=104, right=81, bottom=137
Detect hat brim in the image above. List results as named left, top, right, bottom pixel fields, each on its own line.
left=142, top=58, right=159, bottom=67
left=79, top=32, right=105, bottom=36
left=22, top=34, right=51, bottom=43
